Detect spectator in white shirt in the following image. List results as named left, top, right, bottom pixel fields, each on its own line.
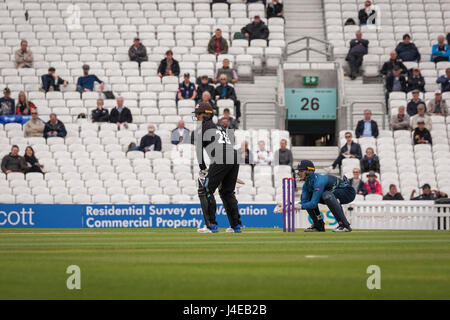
left=253, top=140, right=273, bottom=166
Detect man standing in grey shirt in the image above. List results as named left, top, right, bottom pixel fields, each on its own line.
left=273, top=139, right=293, bottom=166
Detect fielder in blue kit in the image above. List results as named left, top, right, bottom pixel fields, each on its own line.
left=298, top=160, right=355, bottom=232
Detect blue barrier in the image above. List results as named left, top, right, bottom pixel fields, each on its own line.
left=0, top=203, right=280, bottom=229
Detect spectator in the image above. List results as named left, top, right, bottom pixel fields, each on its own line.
left=91, top=98, right=109, bottom=123
left=1, top=145, right=26, bottom=174
left=128, top=37, right=148, bottom=66
left=109, top=97, right=133, bottom=130
left=0, top=88, right=15, bottom=116
left=385, top=67, right=407, bottom=106
left=237, top=141, right=253, bottom=165
left=349, top=168, right=368, bottom=196
left=208, top=29, right=228, bottom=56
left=413, top=119, right=432, bottom=145
left=380, top=51, right=407, bottom=76
left=138, top=125, right=162, bottom=152
left=241, top=15, right=269, bottom=41
left=24, top=110, right=45, bottom=137
left=253, top=140, right=272, bottom=166
left=214, top=58, right=238, bottom=84
left=176, top=73, right=197, bottom=103
left=427, top=90, right=448, bottom=116
left=411, top=184, right=448, bottom=200
left=360, top=147, right=380, bottom=173
left=273, top=139, right=293, bottom=166
left=329, top=132, right=362, bottom=171
left=198, top=91, right=218, bottom=116
left=219, top=117, right=231, bottom=130
left=383, top=184, right=404, bottom=200
left=346, top=31, right=369, bottom=80
left=218, top=108, right=239, bottom=130
left=41, top=67, right=68, bottom=92
left=391, top=106, right=410, bottom=131
left=215, top=74, right=241, bottom=122
left=16, top=91, right=36, bottom=115
left=171, top=120, right=190, bottom=145
left=364, top=171, right=382, bottom=196
left=44, top=113, right=67, bottom=138
left=23, top=146, right=43, bottom=174
left=196, top=75, right=215, bottom=103
left=410, top=103, right=432, bottom=130
left=436, top=68, right=450, bottom=92
left=267, top=0, right=283, bottom=19
left=395, top=34, right=421, bottom=62
left=76, top=64, right=104, bottom=93
left=157, top=50, right=180, bottom=78
left=407, top=90, right=425, bottom=116
left=14, top=40, right=33, bottom=68
left=355, top=109, right=379, bottom=138
left=431, top=35, right=450, bottom=63
left=407, top=68, right=425, bottom=92
left=358, top=0, right=376, bottom=26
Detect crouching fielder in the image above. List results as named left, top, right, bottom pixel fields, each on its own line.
left=297, top=160, right=355, bottom=232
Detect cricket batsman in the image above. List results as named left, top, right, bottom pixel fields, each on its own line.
left=191, top=102, right=242, bottom=233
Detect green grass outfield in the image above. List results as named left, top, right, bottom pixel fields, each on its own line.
left=1, top=228, right=450, bottom=300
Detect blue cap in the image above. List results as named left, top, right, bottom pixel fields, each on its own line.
left=297, top=160, right=315, bottom=171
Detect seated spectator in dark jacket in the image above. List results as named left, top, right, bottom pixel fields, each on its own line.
left=16, top=91, right=36, bottom=115
left=436, top=68, right=450, bottom=92
left=329, top=132, right=362, bottom=170
left=273, top=139, right=293, bottom=166
left=413, top=119, right=432, bottom=145
left=41, top=67, right=68, bottom=92
left=431, top=35, right=450, bottom=63
left=44, top=113, right=67, bottom=138
left=427, top=90, right=448, bottom=116
left=1, top=145, right=26, bottom=174
left=176, top=73, right=197, bottom=103
left=241, top=15, right=269, bottom=41
left=391, top=106, right=410, bottom=131
left=267, top=0, right=283, bottom=19
left=360, top=147, right=380, bottom=173
left=383, top=184, right=404, bottom=200
left=237, top=141, right=254, bottom=165
left=91, top=98, right=109, bottom=123
left=355, top=110, right=379, bottom=138
left=215, top=74, right=241, bottom=121
left=386, top=67, right=407, bottom=93
left=349, top=168, right=368, bottom=196
left=407, top=68, right=425, bottom=92
left=128, top=37, right=148, bottom=66
left=410, top=184, right=448, bottom=200
left=0, top=87, right=15, bottom=116
left=24, top=146, right=43, bottom=174
left=358, top=0, right=376, bottom=26
left=346, top=31, right=369, bottom=79
left=214, top=59, right=238, bottom=84
left=407, top=90, right=425, bottom=116
left=157, top=50, right=180, bottom=77
left=76, top=64, right=104, bottom=93
left=197, top=91, right=218, bottom=116
left=208, top=29, right=228, bottom=56
left=109, top=97, right=132, bottom=130
left=395, top=34, right=421, bottom=62
left=138, top=125, right=162, bottom=152
left=171, top=120, right=190, bottom=145
left=380, top=51, right=408, bottom=76
left=196, top=75, right=215, bottom=103
left=218, top=108, right=239, bottom=130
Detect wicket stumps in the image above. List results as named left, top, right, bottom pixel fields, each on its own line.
left=282, top=177, right=296, bottom=232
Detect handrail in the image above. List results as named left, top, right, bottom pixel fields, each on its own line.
left=284, top=36, right=334, bottom=62
left=349, top=101, right=386, bottom=130
left=242, top=101, right=280, bottom=130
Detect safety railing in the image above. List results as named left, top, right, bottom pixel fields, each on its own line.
left=283, top=36, right=334, bottom=62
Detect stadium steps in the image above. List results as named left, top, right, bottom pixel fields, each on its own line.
left=343, top=78, right=388, bottom=130
left=284, top=0, right=327, bottom=63
left=291, top=146, right=339, bottom=175
left=235, top=76, right=280, bottom=130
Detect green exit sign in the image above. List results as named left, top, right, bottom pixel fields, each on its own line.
left=303, top=76, right=319, bottom=85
